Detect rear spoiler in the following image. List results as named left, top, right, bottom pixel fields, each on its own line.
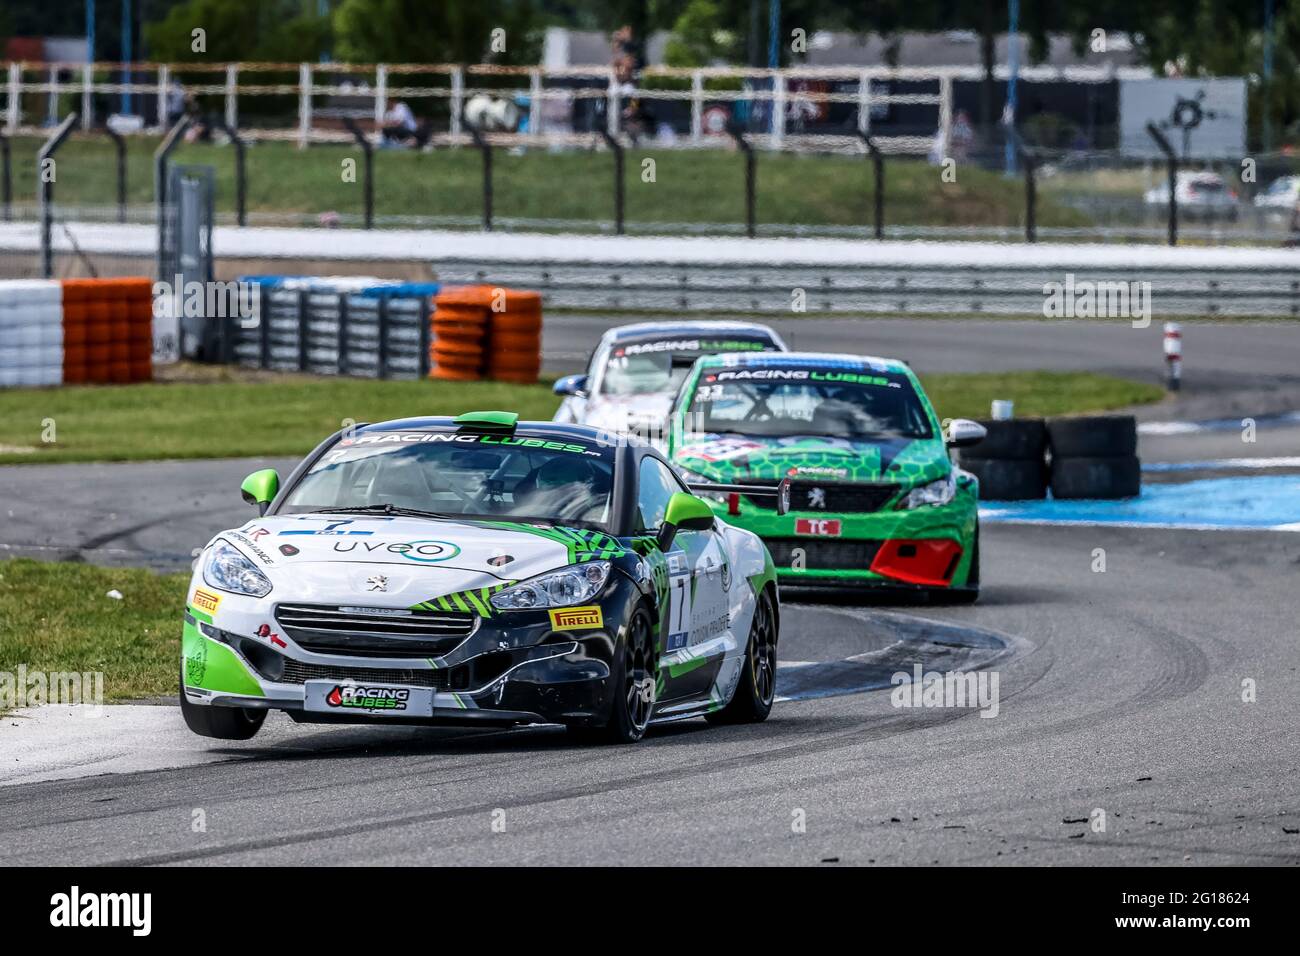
left=686, top=477, right=791, bottom=515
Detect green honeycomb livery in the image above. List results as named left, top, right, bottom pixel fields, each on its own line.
left=666, top=353, right=979, bottom=593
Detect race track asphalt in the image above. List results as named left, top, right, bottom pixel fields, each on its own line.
left=1, top=316, right=1297, bottom=865
left=1, top=520, right=1297, bottom=865
left=544, top=315, right=1300, bottom=405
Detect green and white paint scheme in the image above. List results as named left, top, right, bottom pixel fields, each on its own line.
left=665, top=352, right=980, bottom=593
left=180, top=416, right=782, bottom=742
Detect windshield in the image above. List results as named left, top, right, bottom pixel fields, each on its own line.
left=599, top=336, right=777, bottom=396
left=280, top=431, right=615, bottom=528
left=600, top=351, right=696, bottom=396
left=685, top=369, right=934, bottom=440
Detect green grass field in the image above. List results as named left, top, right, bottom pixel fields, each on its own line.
left=0, top=559, right=188, bottom=709
left=10, top=134, right=1089, bottom=231
left=0, top=366, right=1163, bottom=465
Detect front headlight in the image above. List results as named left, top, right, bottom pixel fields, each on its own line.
left=490, top=561, right=611, bottom=610
left=203, top=540, right=273, bottom=597
left=899, top=473, right=956, bottom=510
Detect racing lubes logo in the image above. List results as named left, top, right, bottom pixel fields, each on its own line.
left=325, top=685, right=410, bottom=711
left=890, top=664, right=1000, bottom=718
left=1042, top=273, right=1152, bottom=328
left=49, top=886, right=151, bottom=936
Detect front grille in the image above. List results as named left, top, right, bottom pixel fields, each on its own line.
left=280, top=659, right=451, bottom=689
left=765, top=538, right=882, bottom=571
left=743, top=480, right=899, bottom=514
left=275, top=604, right=476, bottom=658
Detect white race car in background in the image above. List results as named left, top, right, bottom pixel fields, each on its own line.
left=552, top=321, right=787, bottom=441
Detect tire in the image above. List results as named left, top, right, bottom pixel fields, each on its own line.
left=959, top=456, right=1047, bottom=501
left=434, top=325, right=487, bottom=344
left=958, top=418, right=1047, bottom=460
left=432, top=306, right=488, bottom=326
left=432, top=338, right=485, bottom=358
left=705, top=587, right=777, bottom=725
left=568, top=606, right=657, bottom=745
left=487, top=354, right=542, bottom=371
left=179, top=664, right=266, bottom=740
left=490, top=312, right=543, bottom=334
left=489, top=332, right=542, bottom=353
left=1049, top=455, right=1141, bottom=499
left=1046, top=415, right=1137, bottom=458
left=434, top=286, right=495, bottom=308
left=430, top=365, right=482, bottom=381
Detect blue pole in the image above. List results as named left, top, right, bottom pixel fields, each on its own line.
left=767, top=0, right=780, bottom=69
left=86, top=0, right=95, bottom=67
left=1003, top=0, right=1019, bottom=175
left=121, top=0, right=132, bottom=115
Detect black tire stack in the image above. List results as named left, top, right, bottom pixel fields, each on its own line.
left=1045, top=415, right=1140, bottom=499
left=956, top=419, right=1048, bottom=500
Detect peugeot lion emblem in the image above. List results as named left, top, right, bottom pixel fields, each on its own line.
left=366, top=574, right=389, bottom=592
left=807, top=487, right=827, bottom=509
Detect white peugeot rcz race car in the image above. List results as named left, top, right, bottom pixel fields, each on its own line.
left=180, top=411, right=789, bottom=744
left=551, top=321, right=787, bottom=439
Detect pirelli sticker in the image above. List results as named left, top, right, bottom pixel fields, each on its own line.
left=548, top=605, right=604, bottom=631
left=191, top=587, right=223, bottom=615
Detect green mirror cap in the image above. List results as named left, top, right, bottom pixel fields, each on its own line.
left=454, top=410, right=519, bottom=432
left=240, top=469, right=280, bottom=505
left=664, top=492, right=714, bottom=528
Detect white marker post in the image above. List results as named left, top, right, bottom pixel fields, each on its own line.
left=1163, top=322, right=1182, bottom=392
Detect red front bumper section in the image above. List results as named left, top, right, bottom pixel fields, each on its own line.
left=869, top=539, right=964, bottom=587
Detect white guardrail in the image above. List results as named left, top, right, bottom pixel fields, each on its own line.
left=2, top=222, right=1296, bottom=319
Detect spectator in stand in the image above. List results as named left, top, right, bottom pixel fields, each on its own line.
left=165, top=78, right=186, bottom=127
left=611, top=25, right=645, bottom=73
left=610, top=26, right=652, bottom=142
left=950, top=109, right=974, bottom=161
left=381, top=100, right=420, bottom=146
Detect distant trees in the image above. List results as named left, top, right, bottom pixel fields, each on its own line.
left=332, top=0, right=541, bottom=65
left=120, top=0, right=1299, bottom=147
left=144, top=0, right=331, bottom=62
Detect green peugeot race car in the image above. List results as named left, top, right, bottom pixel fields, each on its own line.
left=664, top=352, right=988, bottom=600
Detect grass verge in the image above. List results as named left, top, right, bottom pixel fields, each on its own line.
left=0, top=559, right=188, bottom=710
left=0, top=366, right=1162, bottom=465
left=8, top=134, right=1090, bottom=231
left=923, top=370, right=1164, bottom=420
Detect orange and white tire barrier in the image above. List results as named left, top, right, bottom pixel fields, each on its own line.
left=0, top=277, right=154, bottom=387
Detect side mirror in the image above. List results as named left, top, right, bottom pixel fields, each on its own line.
left=240, top=469, right=280, bottom=516
left=945, top=418, right=988, bottom=449
left=553, top=374, right=588, bottom=398
left=656, top=492, right=715, bottom=550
